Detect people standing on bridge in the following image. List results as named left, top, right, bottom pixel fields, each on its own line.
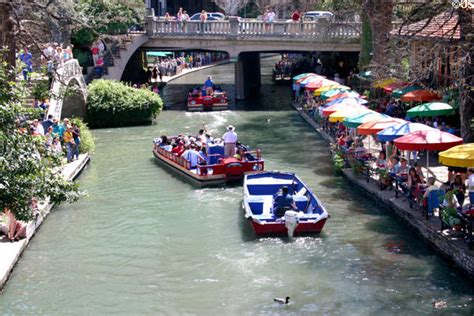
left=291, top=9, right=301, bottom=34
left=200, top=10, right=208, bottom=33
left=176, top=7, right=183, bottom=32
left=222, top=125, right=238, bottom=157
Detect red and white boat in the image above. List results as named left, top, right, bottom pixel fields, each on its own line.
left=187, top=88, right=229, bottom=111
left=153, top=138, right=264, bottom=186
left=243, top=172, right=329, bottom=237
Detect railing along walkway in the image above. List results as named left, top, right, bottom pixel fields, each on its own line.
left=148, top=19, right=362, bottom=40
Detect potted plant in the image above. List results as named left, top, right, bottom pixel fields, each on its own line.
left=440, top=189, right=461, bottom=230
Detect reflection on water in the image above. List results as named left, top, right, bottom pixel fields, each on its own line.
left=0, top=57, right=473, bottom=315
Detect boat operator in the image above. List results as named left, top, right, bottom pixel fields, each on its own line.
left=273, top=186, right=297, bottom=217
left=204, top=75, right=214, bottom=96
left=222, top=125, right=238, bottom=157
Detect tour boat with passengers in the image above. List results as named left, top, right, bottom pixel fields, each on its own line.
left=243, top=171, right=329, bottom=237
left=187, top=86, right=229, bottom=111
left=153, top=136, right=264, bottom=186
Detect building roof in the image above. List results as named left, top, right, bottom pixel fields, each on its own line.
left=393, top=10, right=460, bottom=40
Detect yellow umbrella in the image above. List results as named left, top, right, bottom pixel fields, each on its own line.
left=328, top=107, right=371, bottom=123
left=372, top=77, right=398, bottom=89
left=314, top=84, right=350, bottom=96
left=439, top=143, right=474, bottom=168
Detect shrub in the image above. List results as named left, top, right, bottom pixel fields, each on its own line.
left=71, top=118, right=95, bottom=154
left=86, top=80, right=163, bottom=128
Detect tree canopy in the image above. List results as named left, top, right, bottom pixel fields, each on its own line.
left=0, top=62, right=82, bottom=221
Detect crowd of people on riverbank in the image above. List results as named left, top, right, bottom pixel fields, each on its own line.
left=1, top=115, right=80, bottom=242
left=298, top=79, right=471, bottom=214
left=16, top=43, right=74, bottom=83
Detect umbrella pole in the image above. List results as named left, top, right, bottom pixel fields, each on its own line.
left=426, top=150, right=429, bottom=179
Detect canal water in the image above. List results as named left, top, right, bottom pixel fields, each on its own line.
left=1, top=58, right=473, bottom=315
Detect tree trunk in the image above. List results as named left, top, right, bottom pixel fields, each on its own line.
left=363, top=0, right=393, bottom=72
left=458, top=9, right=473, bottom=143
left=0, top=3, right=15, bottom=70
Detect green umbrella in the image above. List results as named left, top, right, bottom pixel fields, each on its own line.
left=320, top=88, right=350, bottom=100
left=343, top=111, right=389, bottom=129
left=406, top=102, right=454, bottom=118
left=392, top=86, right=422, bottom=98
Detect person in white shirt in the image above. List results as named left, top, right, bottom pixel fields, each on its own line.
left=182, top=144, right=205, bottom=168
left=222, top=125, right=238, bottom=157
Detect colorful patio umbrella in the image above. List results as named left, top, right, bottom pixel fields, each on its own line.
left=325, top=97, right=367, bottom=108
left=400, top=90, right=442, bottom=102
left=383, top=82, right=410, bottom=94
left=303, top=77, right=329, bottom=90
left=439, top=144, right=474, bottom=168
left=322, top=98, right=365, bottom=117
left=376, top=122, right=434, bottom=142
left=320, top=88, right=352, bottom=100
left=406, top=102, right=454, bottom=118
left=325, top=91, right=360, bottom=103
left=394, top=130, right=463, bottom=152
left=296, top=74, right=324, bottom=85
left=343, top=111, right=389, bottom=129
left=373, top=77, right=398, bottom=88
left=293, top=73, right=316, bottom=81
left=392, top=86, right=422, bottom=98
left=357, top=117, right=407, bottom=136
left=314, top=84, right=349, bottom=96
left=394, top=130, right=463, bottom=178
left=328, top=107, right=371, bottom=123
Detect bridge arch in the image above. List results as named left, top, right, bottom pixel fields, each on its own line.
left=47, top=59, right=88, bottom=119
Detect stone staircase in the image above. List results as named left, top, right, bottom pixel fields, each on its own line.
left=84, top=33, right=147, bottom=83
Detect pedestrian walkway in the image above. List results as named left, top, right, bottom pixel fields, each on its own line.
left=292, top=102, right=474, bottom=279
left=0, top=153, right=90, bottom=289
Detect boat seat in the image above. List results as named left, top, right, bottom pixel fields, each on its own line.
left=294, top=196, right=309, bottom=211
left=295, top=187, right=307, bottom=197
left=247, top=195, right=274, bottom=215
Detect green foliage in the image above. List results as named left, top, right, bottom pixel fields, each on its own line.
left=332, top=150, right=345, bottom=174
left=72, top=0, right=144, bottom=46
left=440, top=190, right=461, bottom=226
left=358, top=13, right=372, bottom=69
left=72, top=29, right=97, bottom=48
left=0, top=62, right=82, bottom=221
left=71, top=118, right=95, bottom=154
left=73, top=48, right=93, bottom=71
left=32, top=80, right=51, bottom=101
left=86, top=79, right=163, bottom=128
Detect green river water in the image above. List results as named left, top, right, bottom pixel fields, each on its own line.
left=0, top=58, right=473, bottom=315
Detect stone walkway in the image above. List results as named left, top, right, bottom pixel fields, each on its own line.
left=292, top=103, right=474, bottom=279
left=0, top=153, right=90, bottom=289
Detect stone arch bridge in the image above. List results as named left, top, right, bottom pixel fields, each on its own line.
left=48, top=59, right=88, bottom=120
left=104, top=10, right=362, bottom=99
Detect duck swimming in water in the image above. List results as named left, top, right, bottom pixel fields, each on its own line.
left=273, top=296, right=290, bottom=304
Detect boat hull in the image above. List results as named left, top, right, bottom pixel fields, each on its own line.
left=249, top=218, right=327, bottom=236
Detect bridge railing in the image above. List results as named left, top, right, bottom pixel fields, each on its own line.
left=148, top=18, right=361, bottom=40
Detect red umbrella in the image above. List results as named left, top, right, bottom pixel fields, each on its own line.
left=394, top=129, right=463, bottom=178
left=383, top=82, right=410, bottom=94
left=394, top=130, right=463, bottom=151
left=400, top=90, right=442, bottom=102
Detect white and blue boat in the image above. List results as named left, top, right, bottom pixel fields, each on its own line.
left=243, top=171, right=329, bottom=237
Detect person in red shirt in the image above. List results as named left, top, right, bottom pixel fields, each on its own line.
left=291, top=10, right=301, bottom=33
left=91, top=44, right=99, bottom=67
left=291, top=10, right=301, bottom=22
left=172, top=141, right=185, bottom=156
